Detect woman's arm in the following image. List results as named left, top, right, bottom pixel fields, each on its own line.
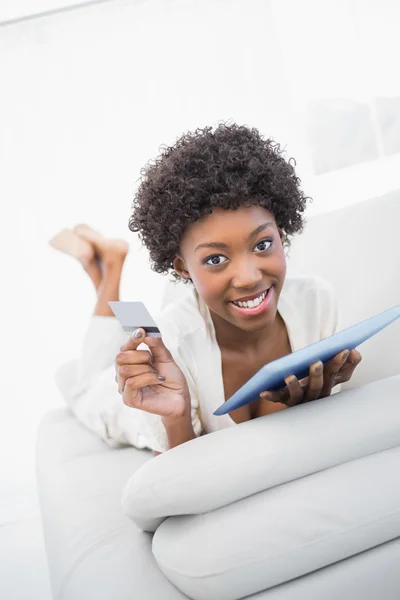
left=153, top=417, right=196, bottom=456
left=163, top=412, right=197, bottom=448
left=152, top=405, right=197, bottom=456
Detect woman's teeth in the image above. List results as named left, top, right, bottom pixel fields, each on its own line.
left=232, top=289, right=268, bottom=309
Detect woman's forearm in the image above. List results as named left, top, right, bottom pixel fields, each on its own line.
left=162, top=412, right=196, bottom=450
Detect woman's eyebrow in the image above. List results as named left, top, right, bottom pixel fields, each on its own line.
left=194, top=222, right=274, bottom=252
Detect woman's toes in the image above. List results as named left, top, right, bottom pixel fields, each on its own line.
left=71, top=224, right=129, bottom=265
left=49, top=229, right=94, bottom=264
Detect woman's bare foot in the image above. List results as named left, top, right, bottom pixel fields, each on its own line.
left=73, top=224, right=129, bottom=268
left=49, top=229, right=94, bottom=263
left=48, top=228, right=102, bottom=290
left=71, top=225, right=130, bottom=316
left=72, top=224, right=105, bottom=245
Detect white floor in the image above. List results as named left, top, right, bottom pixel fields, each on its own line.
left=0, top=515, right=52, bottom=600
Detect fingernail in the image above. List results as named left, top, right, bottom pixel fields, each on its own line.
left=342, top=350, right=350, bottom=361
left=316, top=362, right=323, bottom=374
left=133, top=329, right=143, bottom=339
left=157, top=375, right=166, bottom=381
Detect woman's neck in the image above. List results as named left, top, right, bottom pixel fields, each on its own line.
left=211, top=309, right=284, bottom=356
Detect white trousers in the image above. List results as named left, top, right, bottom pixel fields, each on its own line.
left=68, top=315, right=166, bottom=452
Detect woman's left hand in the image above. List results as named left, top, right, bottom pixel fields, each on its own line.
left=260, top=349, right=362, bottom=407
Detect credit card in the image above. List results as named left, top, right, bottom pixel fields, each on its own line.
left=108, top=301, right=161, bottom=337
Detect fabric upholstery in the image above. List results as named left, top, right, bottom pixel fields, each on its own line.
left=153, top=445, right=400, bottom=600
left=36, top=407, right=400, bottom=600
left=36, top=410, right=188, bottom=600
left=122, top=375, right=400, bottom=532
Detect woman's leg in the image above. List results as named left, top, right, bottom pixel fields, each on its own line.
left=88, top=243, right=128, bottom=317
left=49, top=227, right=102, bottom=291
left=71, top=224, right=128, bottom=315
left=49, top=224, right=129, bottom=314
left=50, top=225, right=164, bottom=452
left=50, top=225, right=130, bottom=388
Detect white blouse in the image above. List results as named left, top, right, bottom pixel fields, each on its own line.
left=69, top=275, right=341, bottom=453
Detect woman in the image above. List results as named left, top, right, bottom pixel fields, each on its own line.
left=50, top=124, right=362, bottom=454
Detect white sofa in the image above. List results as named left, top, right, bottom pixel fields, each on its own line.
left=36, top=192, right=400, bottom=600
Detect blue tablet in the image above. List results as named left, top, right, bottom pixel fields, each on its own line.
left=213, top=304, right=400, bottom=416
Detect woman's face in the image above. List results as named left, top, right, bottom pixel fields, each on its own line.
left=174, top=205, right=287, bottom=333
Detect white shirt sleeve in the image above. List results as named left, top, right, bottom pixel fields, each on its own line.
left=70, top=363, right=170, bottom=452
left=66, top=313, right=202, bottom=453
left=70, top=363, right=202, bottom=454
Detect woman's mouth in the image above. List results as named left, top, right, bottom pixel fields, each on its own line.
left=229, top=286, right=274, bottom=317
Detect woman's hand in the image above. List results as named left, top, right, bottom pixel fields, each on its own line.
left=115, top=328, right=191, bottom=419
left=260, top=349, right=362, bottom=407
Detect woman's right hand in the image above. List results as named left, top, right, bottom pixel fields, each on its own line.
left=115, top=328, right=190, bottom=419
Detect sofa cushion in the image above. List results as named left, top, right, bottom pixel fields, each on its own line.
left=122, top=375, right=400, bottom=532
left=153, top=445, right=400, bottom=600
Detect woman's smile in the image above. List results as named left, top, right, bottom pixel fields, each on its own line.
left=228, top=285, right=275, bottom=318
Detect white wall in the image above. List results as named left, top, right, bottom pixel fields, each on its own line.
left=1, top=0, right=399, bottom=523
left=0, top=0, right=109, bottom=24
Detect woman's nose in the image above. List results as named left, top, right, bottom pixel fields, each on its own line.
left=230, top=259, right=263, bottom=290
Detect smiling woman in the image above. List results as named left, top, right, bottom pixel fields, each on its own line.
left=50, top=123, right=361, bottom=454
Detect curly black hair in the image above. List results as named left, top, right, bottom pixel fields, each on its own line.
left=129, top=123, right=309, bottom=283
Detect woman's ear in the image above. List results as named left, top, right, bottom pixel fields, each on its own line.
left=173, top=255, right=191, bottom=280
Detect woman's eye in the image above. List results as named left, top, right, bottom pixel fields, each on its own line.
left=204, top=239, right=272, bottom=265
left=205, top=255, right=228, bottom=266
left=254, top=239, right=273, bottom=253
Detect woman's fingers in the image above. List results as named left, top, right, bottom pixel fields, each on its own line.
left=119, top=364, right=158, bottom=378
left=115, top=351, right=156, bottom=393
left=334, top=349, right=362, bottom=385
left=118, top=363, right=161, bottom=393
left=119, top=328, right=147, bottom=352
left=115, top=349, right=153, bottom=366
left=283, top=375, right=304, bottom=406
left=259, top=385, right=289, bottom=404
left=260, top=375, right=307, bottom=406
left=302, top=361, right=324, bottom=403
left=320, top=349, right=350, bottom=397
left=115, top=328, right=154, bottom=393
left=260, top=350, right=362, bottom=407
left=123, top=372, right=167, bottom=408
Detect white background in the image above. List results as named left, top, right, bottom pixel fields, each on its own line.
left=1, top=0, right=399, bottom=524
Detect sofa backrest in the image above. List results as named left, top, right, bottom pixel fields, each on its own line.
left=287, top=191, right=400, bottom=389
left=160, top=192, right=400, bottom=389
